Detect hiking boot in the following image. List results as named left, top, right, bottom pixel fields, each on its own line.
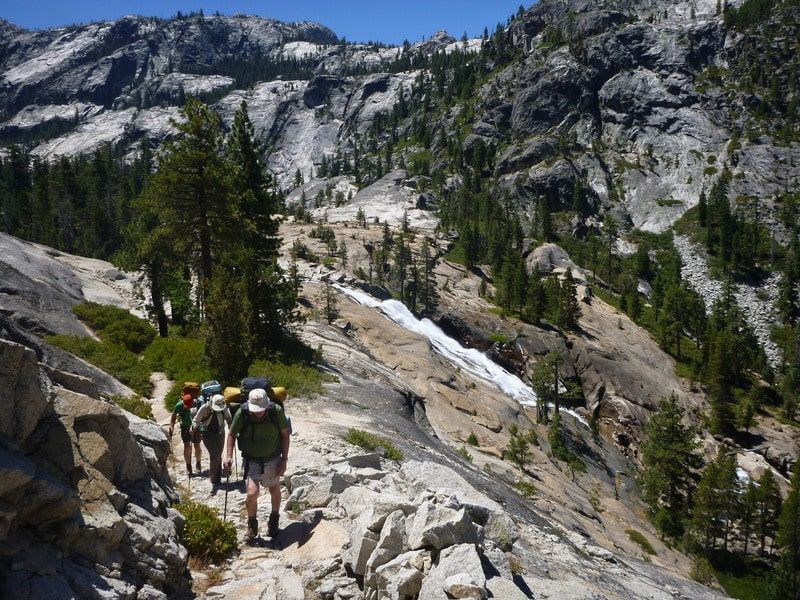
left=209, top=484, right=219, bottom=497
left=246, top=517, right=259, bottom=542
left=267, top=512, right=280, bottom=538
left=195, top=460, right=202, bottom=473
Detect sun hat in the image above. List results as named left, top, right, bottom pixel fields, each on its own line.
left=248, top=388, right=270, bottom=414
left=210, top=394, right=226, bottom=412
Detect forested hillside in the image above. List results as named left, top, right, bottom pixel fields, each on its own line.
left=1, top=1, right=799, bottom=598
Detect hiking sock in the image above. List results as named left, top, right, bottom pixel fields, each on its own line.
left=247, top=517, right=259, bottom=540
left=267, top=512, right=280, bottom=537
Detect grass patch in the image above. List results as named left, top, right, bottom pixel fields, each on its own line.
left=249, top=359, right=337, bottom=398
left=175, top=500, right=237, bottom=563
left=46, top=335, right=152, bottom=396
left=144, top=337, right=213, bottom=411
left=111, top=394, right=154, bottom=421
left=488, top=332, right=510, bottom=344
left=72, top=302, right=155, bottom=354
left=626, top=529, right=656, bottom=555
left=344, top=428, right=404, bottom=461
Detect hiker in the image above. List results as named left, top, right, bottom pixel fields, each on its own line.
left=169, top=394, right=203, bottom=476
left=223, top=386, right=290, bottom=541
left=191, top=393, right=232, bottom=495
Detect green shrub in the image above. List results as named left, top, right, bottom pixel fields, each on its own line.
left=72, top=303, right=155, bottom=353
left=46, top=335, right=152, bottom=396
left=111, top=395, right=154, bottom=421
left=690, top=556, right=717, bottom=586
left=626, top=529, right=656, bottom=555
left=345, top=428, right=404, bottom=461
left=548, top=413, right=586, bottom=474
left=466, top=432, right=479, bottom=446
left=515, top=481, right=537, bottom=499
left=175, top=500, right=237, bottom=563
left=144, top=337, right=208, bottom=379
left=249, top=359, right=337, bottom=398
left=456, top=446, right=473, bottom=463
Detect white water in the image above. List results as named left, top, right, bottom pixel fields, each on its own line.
left=336, top=284, right=588, bottom=426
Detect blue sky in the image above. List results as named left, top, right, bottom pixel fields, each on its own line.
left=2, top=1, right=529, bottom=44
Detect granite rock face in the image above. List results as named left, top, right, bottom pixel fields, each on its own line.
left=0, top=337, right=190, bottom=599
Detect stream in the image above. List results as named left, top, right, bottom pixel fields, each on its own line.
left=336, top=284, right=588, bottom=426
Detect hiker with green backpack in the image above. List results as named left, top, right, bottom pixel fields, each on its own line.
left=223, top=379, right=289, bottom=542
left=191, top=394, right=232, bottom=496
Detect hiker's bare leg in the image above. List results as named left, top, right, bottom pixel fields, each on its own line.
left=246, top=478, right=260, bottom=518
left=269, top=484, right=281, bottom=513
left=193, top=441, right=202, bottom=465
left=183, top=442, right=191, bottom=466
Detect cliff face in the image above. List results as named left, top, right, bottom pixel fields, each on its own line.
left=0, top=335, right=190, bottom=599
left=2, top=1, right=795, bottom=211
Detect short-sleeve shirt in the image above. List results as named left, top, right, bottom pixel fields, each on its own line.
left=230, top=403, right=288, bottom=460
left=173, top=401, right=192, bottom=428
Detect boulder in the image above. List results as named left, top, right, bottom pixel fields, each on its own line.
left=0, top=340, right=49, bottom=446
left=406, top=502, right=480, bottom=550
left=365, top=509, right=407, bottom=588
left=486, top=577, right=533, bottom=600
left=374, top=550, right=429, bottom=600
left=418, top=543, right=487, bottom=600
left=304, top=472, right=354, bottom=508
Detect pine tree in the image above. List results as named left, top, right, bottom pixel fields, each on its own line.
left=740, top=480, right=759, bottom=555
left=135, top=99, right=235, bottom=311
left=640, top=394, right=701, bottom=538
left=756, top=469, right=783, bottom=557
left=770, top=462, right=799, bottom=599
left=318, top=279, right=339, bottom=325
left=205, top=266, right=253, bottom=382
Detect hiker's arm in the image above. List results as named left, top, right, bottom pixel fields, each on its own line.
left=277, top=428, right=290, bottom=476
left=223, top=430, right=236, bottom=469
left=168, top=410, right=177, bottom=436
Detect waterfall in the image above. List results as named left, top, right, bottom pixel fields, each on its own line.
left=335, top=284, right=588, bottom=426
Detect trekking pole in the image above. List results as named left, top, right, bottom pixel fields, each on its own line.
left=223, top=472, right=230, bottom=522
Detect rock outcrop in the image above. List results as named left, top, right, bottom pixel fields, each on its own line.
left=0, top=337, right=190, bottom=599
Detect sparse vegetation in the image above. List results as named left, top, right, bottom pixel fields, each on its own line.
left=72, top=302, right=155, bottom=353
left=111, top=394, right=154, bottom=420
left=175, top=500, right=237, bottom=563
left=345, top=428, right=404, bottom=461
left=515, top=481, right=537, bottom=499
left=46, top=334, right=153, bottom=396
left=626, top=529, right=657, bottom=555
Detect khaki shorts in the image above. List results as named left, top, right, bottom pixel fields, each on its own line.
left=244, top=456, right=282, bottom=488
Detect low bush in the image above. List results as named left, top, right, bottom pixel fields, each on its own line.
left=456, top=446, right=473, bottom=463
left=345, top=428, right=404, bottom=461
left=175, top=500, right=237, bottom=563
left=515, top=481, right=537, bottom=499
left=466, top=432, right=479, bottom=446
left=626, top=529, right=656, bottom=555
left=249, top=359, right=337, bottom=398
left=46, top=335, right=152, bottom=396
left=72, top=303, right=155, bottom=353
left=111, top=394, right=154, bottom=421
left=144, top=337, right=208, bottom=379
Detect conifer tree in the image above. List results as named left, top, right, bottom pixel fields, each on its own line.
left=136, top=99, right=234, bottom=311
left=756, top=469, right=783, bottom=557
left=640, top=394, right=701, bottom=538
left=205, top=266, right=253, bottom=382
left=770, top=463, right=799, bottom=599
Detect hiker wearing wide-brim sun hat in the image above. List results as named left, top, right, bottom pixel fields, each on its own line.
left=224, top=385, right=290, bottom=542
left=192, top=393, right=232, bottom=495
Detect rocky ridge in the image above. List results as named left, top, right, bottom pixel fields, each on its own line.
left=0, top=337, right=191, bottom=599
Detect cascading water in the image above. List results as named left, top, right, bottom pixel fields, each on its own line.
left=336, top=284, right=588, bottom=426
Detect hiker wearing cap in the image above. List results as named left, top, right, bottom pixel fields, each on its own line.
left=192, top=394, right=232, bottom=495
left=169, top=394, right=203, bottom=477
left=223, top=385, right=289, bottom=541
